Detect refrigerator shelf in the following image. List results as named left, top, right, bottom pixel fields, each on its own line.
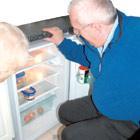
left=29, top=40, right=54, bottom=52
left=17, top=64, right=59, bottom=92
left=19, top=81, right=59, bottom=112
left=16, top=55, right=58, bottom=75
left=17, top=45, right=58, bottom=74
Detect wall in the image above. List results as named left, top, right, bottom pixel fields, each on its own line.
left=0, top=0, right=140, bottom=26
left=0, top=0, right=70, bottom=25
left=112, top=0, right=140, bottom=16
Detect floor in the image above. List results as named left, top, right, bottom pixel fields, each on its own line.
left=37, top=124, right=64, bottom=140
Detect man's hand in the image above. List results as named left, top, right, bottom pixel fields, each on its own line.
left=43, top=27, right=64, bottom=45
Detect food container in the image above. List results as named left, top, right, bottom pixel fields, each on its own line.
left=16, top=71, right=26, bottom=89
left=21, top=86, right=36, bottom=100
left=24, top=111, right=36, bottom=124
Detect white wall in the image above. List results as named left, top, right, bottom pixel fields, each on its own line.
left=0, top=0, right=140, bottom=26
left=112, top=0, right=140, bottom=16
left=0, top=0, right=70, bottom=25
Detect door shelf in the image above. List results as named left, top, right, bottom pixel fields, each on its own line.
left=19, top=81, right=58, bottom=112
left=20, top=94, right=56, bottom=126
left=16, top=64, right=58, bottom=92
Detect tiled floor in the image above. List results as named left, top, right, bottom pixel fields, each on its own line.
left=37, top=124, right=64, bottom=140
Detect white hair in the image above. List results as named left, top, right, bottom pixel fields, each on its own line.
left=68, top=0, right=117, bottom=25
left=0, top=22, right=29, bottom=82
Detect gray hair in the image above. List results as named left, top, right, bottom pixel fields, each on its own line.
left=68, top=0, right=117, bottom=25
left=0, top=22, right=29, bottom=82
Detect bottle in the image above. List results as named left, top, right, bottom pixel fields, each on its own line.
left=77, top=65, right=90, bottom=84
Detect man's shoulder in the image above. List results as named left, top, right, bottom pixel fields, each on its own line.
left=120, top=11, right=140, bottom=33
left=120, top=11, right=140, bottom=24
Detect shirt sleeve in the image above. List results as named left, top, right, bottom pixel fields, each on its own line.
left=57, top=38, right=90, bottom=67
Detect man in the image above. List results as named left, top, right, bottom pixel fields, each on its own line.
left=0, top=22, right=29, bottom=82
left=43, top=0, right=140, bottom=139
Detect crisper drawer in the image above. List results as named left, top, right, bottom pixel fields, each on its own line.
left=20, top=95, right=58, bottom=140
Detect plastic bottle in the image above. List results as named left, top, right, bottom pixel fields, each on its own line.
left=77, top=65, right=90, bottom=84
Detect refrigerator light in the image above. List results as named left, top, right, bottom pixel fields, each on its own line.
left=34, top=54, right=43, bottom=63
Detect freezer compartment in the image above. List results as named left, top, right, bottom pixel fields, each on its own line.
left=20, top=94, right=56, bottom=126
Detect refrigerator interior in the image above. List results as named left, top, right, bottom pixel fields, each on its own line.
left=8, top=40, right=70, bottom=140
left=69, top=62, right=90, bottom=100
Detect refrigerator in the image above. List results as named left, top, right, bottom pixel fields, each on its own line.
left=7, top=19, right=90, bottom=140
left=8, top=39, right=70, bottom=140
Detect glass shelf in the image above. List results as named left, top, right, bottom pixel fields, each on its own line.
left=19, top=80, right=58, bottom=112
left=17, top=45, right=58, bottom=73
left=16, top=64, right=58, bottom=92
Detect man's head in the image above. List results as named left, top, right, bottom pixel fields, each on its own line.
left=68, top=0, right=117, bottom=47
left=0, top=22, right=29, bottom=82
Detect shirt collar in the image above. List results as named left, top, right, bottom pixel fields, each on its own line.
left=97, top=16, right=118, bottom=56
left=79, top=15, right=119, bottom=55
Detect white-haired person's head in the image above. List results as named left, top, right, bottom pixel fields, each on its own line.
left=68, top=0, right=117, bottom=47
left=68, top=0, right=117, bottom=26
left=0, top=22, right=29, bottom=82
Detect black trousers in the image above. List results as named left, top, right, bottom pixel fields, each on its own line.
left=58, top=96, right=138, bottom=140
left=128, top=128, right=140, bottom=140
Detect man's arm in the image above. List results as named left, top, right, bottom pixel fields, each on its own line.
left=43, top=27, right=90, bottom=67
left=58, top=38, right=90, bottom=67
